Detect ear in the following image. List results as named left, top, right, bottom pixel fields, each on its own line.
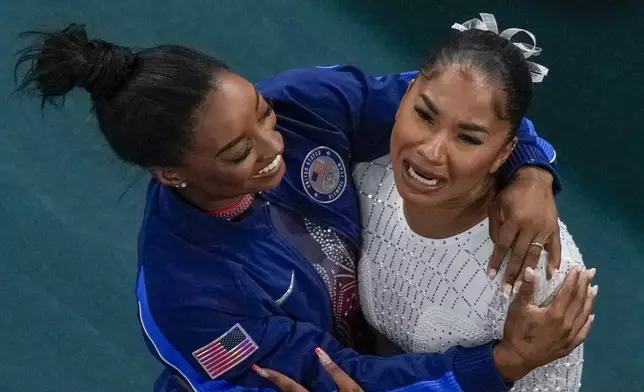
left=149, top=167, right=185, bottom=188
left=490, top=136, right=518, bottom=174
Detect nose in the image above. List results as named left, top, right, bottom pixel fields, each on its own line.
left=418, top=133, right=447, bottom=165
left=256, top=121, right=282, bottom=159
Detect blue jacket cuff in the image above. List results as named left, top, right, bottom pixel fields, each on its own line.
left=498, top=143, right=563, bottom=195
left=451, top=341, right=512, bottom=392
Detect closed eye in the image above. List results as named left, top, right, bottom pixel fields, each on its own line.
left=458, top=134, right=483, bottom=145
left=262, top=98, right=274, bottom=120
left=414, top=107, right=435, bottom=126
left=230, top=139, right=254, bottom=163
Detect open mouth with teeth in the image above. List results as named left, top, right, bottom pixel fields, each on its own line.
left=251, top=154, right=283, bottom=178
left=403, top=161, right=446, bottom=191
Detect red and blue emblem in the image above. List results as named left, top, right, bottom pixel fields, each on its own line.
left=301, top=146, right=347, bottom=204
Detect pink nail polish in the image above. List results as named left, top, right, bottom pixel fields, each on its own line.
left=252, top=364, right=270, bottom=379
left=315, top=347, right=332, bottom=365
left=488, top=268, right=498, bottom=279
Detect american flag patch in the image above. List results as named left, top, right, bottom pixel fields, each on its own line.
left=192, top=323, right=259, bottom=379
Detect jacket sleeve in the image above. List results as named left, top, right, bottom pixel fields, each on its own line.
left=258, top=65, right=562, bottom=193
left=256, top=65, right=415, bottom=164
left=138, top=267, right=512, bottom=392
left=497, top=118, right=563, bottom=194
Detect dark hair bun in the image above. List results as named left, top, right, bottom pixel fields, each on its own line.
left=16, top=23, right=136, bottom=101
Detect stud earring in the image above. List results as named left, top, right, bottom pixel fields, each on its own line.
left=174, top=182, right=187, bottom=189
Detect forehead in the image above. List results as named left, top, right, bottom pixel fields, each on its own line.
left=191, top=72, right=258, bottom=152
left=417, top=65, right=507, bottom=125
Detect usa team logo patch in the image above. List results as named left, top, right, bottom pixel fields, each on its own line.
left=192, top=323, right=258, bottom=379
left=301, top=146, right=347, bottom=204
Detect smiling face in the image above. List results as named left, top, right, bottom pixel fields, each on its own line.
left=391, top=64, right=517, bottom=209
left=153, top=71, right=285, bottom=200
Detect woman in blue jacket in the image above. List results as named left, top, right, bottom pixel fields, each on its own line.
left=16, top=24, right=592, bottom=392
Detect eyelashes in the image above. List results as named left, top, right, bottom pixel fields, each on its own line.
left=231, top=139, right=253, bottom=163
left=414, top=107, right=435, bottom=125
left=229, top=98, right=275, bottom=164
left=263, top=98, right=274, bottom=119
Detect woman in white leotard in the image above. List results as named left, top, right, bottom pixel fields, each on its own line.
left=354, top=14, right=596, bottom=392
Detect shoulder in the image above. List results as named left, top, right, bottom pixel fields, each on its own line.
left=352, top=155, right=394, bottom=198
left=256, top=64, right=369, bottom=97
left=558, top=219, right=584, bottom=266
left=137, top=199, right=272, bottom=318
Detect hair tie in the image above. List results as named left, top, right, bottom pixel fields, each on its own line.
left=81, top=40, right=136, bottom=99
left=451, top=13, right=549, bottom=83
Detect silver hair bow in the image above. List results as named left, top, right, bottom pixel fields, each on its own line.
left=451, top=13, right=549, bottom=83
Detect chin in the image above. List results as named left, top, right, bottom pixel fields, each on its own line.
left=395, top=180, right=446, bottom=208
left=255, top=161, right=287, bottom=193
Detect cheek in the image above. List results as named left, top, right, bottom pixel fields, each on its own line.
left=391, top=114, right=421, bottom=153
left=186, top=156, right=255, bottom=190
left=448, top=150, right=497, bottom=186
left=218, top=160, right=256, bottom=186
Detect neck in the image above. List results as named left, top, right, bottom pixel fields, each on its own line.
left=177, top=187, right=248, bottom=213
left=403, top=183, right=494, bottom=239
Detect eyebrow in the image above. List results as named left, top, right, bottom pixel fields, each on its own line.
left=215, top=135, right=245, bottom=157
left=420, top=94, right=489, bottom=133
left=457, top=122, right=489, bottom=133
left=420, top=94, right=440, bottom=115
left=254, top=87, right=260, bottom=112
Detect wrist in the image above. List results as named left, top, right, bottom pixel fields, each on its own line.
left=513, top=166, right=554, bottom=186
left=492, top=342, right=529, bottom=382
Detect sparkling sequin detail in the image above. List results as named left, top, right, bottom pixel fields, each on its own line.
left=211, top=194, right=255, bottom=220
left=353, top=155, right=585, bottom=391
left=304, top=218, right=365, bottom=349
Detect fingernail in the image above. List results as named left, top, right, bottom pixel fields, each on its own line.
left=252, top=364, right=270, bottom=379
left=315, top=347, right=332, bottom=365
left=592, top=285, right=599, bottom=296
left=503, top=283, right=512, bottom=298
left=488, top=268, right=498, bottom=279
left=512, top=281, right=522, bottom=294
left=588, top=268, right=597, bottom=279
left=524, top=267, right=535, bottom=282
left=589, top=314, right=596, bottom=323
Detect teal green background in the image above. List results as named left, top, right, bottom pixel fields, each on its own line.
left=1, top=1, right=642, bottom=390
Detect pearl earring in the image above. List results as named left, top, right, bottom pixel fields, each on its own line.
left=174, top=182, right=187, bottom=189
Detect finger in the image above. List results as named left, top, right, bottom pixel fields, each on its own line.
left=254, top=365, right=308, bottom=392
left=488, top=202, right=501, bottom=244
left=512, top=266, right=539, bottom=308
left=504, top=230, right=541, bottom=294
left=570, top=283, right=598, bottom=339
left=564, top=268, right=597, bottom=328
left=489, top=221, right=519, bottom=281
left=545, top=228, right=562, bottom=279
left=316, top=348, right=363, bottom=392
left=570, top=313, right=596, bottom=349
left=550, top=266, right=582, bottom=319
